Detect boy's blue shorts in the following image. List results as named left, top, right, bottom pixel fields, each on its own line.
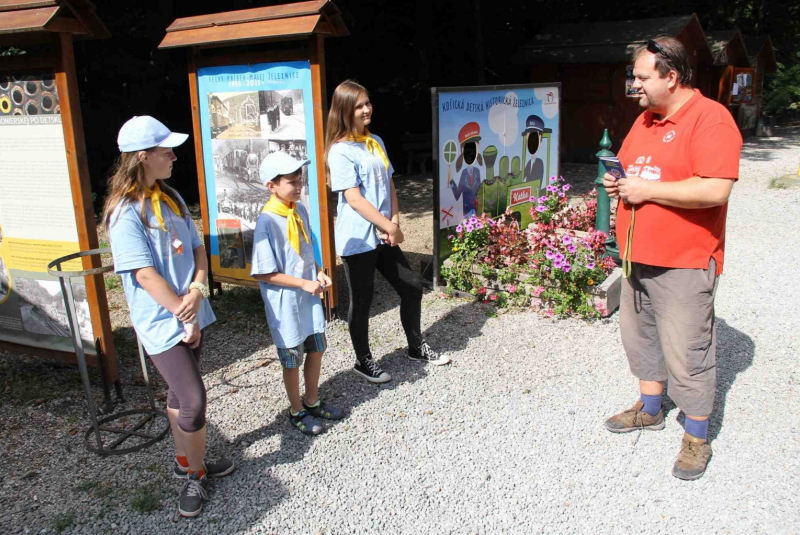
left=277, top=333, right=327, bottom=369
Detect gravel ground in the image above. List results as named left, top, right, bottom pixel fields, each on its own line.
left=1, top=125, right=799, bottom=534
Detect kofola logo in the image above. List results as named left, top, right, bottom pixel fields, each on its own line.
left=663, top=130, right=677, bottom=143
left=510, top=186, right=532, bottom=207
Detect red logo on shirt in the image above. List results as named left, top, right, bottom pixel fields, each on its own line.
left=663, top=130, right=676, bottom=143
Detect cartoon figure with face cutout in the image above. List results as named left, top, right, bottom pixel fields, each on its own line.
left=522, top=115, right=546, bottom=190
left=449, top=122, right=484, bottom=219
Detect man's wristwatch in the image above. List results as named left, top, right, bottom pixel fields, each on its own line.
left=188, top=282, right=209, bottom=299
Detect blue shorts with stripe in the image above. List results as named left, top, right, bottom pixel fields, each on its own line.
left=276, top=333, right=327, bottom=369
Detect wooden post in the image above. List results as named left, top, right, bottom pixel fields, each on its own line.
left=53, top=32, right=118, bottom=383
left=308, top=33, right=338, bottom=308
left=187, top=49, right=221, bottom=297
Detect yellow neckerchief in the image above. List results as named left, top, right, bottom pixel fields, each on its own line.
left=347, top=130, right=389, bottom=170
left=128, top=182, right=181, bottom=231
left=262, top=195, right=309, bottom=256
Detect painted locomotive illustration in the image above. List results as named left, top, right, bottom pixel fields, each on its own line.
left=473, top=115, right=553, bottom=228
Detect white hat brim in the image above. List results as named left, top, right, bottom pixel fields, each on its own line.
left=157, top=132, right=189, bottom=148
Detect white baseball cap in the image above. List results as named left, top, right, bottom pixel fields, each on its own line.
left=259, top=151, right=310, bottom=185
left=117, top=116, right=189, bottom=153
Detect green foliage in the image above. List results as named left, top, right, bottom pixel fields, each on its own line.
left=131, top=487, right=161, bottom=513
left=104, top=275, right=121, bottom=291
left=763, top=63, right=800, bottom=115
left=76, top=481, right=98, bottom=492
left=0, top=46, right=25, bottom=57
left=52, top=513, right=74, bottom=533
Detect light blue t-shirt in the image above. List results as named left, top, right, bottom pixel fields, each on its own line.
left=108, top=194, right=216, bottom=356
left=328, top=134, right=395, bottom=256
left=250, top=203, right=326, bottom=349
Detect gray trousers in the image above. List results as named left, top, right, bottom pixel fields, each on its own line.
left=619, top=259, right=718, bottom=416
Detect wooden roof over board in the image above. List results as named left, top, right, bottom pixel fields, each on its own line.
left=706, top=29, right=751, bottom=67
left=159, top=0, right=348, bottom=50
left=0, top=0, right=109, bottom=45
left=742, top=35, right=778, bottom=73
left=512, top=14, right=714, bottom=65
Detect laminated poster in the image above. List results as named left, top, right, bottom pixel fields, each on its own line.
left=0, top=72, right=95, bottom=353
left=197, top=61, right=322, bottom=281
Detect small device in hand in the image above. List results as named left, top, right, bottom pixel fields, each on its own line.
left=599, top=157, right=626, bottom=181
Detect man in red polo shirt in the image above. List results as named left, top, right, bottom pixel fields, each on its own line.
left=602, top=37, right=742, bottom=480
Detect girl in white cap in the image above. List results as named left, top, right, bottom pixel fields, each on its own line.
left=325, top=81, right=450, bottom=385
left=103, top=116, right=234, bottom=518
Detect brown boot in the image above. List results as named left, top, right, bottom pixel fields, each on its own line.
left=672, top=432, right=712, bottom=480
left=604, top=401, right=665, bottom=433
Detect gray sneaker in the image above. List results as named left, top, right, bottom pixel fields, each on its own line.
left=178, top=472, right=209, bottom=518
left=173, top=456, right=236, bottom=479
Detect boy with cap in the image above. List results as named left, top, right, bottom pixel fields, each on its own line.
left=251, top=151, right=343, bottom=435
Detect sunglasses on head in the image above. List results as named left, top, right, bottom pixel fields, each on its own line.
left=646, top=39, right=668, bottom=58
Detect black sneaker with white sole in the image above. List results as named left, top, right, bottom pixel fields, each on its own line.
left=408, top=341, right=451, bottom=366
left=178, top=472, right=209, bottom=518
left=353, top=356, right=391, bottom=383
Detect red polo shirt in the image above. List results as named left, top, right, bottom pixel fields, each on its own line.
left=616, top=89, right=742, bottom=275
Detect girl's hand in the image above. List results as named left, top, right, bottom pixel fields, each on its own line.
left=174, top=290, right=202, bottom=323
left=182, top=323, right=201, bottom=349
left=386, top=224, right=404, bottom=247
left=317, top=271, right=333, bottom=291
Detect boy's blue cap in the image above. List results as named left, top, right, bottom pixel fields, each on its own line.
left=117, top=116, right=189, bottom=153
left=259, top=151, right=310, bottom=185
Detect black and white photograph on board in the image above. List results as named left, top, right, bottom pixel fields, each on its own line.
left=208, top=91, right=262, bottom=139
left=15, top=277, right=92, bottom=341
left=258, top=89, right=305, bottom=140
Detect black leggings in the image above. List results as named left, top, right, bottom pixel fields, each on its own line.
left=149, top=339, right=206, bottom=433
left=341, top=245, right=423, bottom=358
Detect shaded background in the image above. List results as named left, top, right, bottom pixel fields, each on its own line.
left=64, top=0, right=799, bottom=207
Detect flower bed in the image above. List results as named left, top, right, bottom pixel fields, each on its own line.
left=441, top=177, right=620, bottom=319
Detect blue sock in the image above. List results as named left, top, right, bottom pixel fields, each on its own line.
left=684, top=417, right=709, bottom=440
left=640, top=393, right=663, bottom=416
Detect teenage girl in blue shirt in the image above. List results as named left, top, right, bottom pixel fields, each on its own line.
left=325, top=81, right=451, bottom=384
left=104, top=116, right=234, bottom=518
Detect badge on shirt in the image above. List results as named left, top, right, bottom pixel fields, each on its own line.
left=172, top=239, right=183, bottom=254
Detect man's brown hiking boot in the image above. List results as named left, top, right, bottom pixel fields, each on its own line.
left=672, top=432, right=712, bottom=480
left=604, top=401, right=666, bottom=433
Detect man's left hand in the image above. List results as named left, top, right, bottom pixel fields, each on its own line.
left=617, top=175, right=653, bottom=205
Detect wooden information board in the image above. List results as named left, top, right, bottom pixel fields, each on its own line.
left=159, top=0, right=348, bottom=311
left=0, top=1, right=118, bottom=392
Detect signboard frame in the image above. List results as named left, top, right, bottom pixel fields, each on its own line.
left=192, top=55, right=325, bottom=289
left=431, top=83, right=562, bottom=291
left=0, top=33, right=118, bottom=392
left=161, top=2, right=348, bottom=312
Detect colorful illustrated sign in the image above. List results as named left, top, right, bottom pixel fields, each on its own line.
left=0, top=72, right=95, bottom=353
left=197, top=61, right=321, bottom=282
left=433, top=84, right=561, bottom=281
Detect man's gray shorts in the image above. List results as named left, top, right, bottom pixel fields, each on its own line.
left=620, top=259, right=718, bottom=416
